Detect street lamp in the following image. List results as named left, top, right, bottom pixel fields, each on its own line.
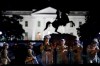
left=99, top=32, right=100, bottom=34
left=0, top=31, right=2, bottom=35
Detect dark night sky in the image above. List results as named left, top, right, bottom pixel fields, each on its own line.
left=0, top=0, right=99, bottom=11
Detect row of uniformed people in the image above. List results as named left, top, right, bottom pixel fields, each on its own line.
left=41, top=35, right=100, bottom=64
left=40, top=35, right=83, bottom=64
left=0, top=36, right=99, bottom=65
left=87, top=39, right=100, bottom=63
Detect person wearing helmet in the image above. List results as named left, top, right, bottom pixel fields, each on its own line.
left=42, top=35, right=53, bottom=65
left=87, top=40, right=100, bottom=63
left=1, top=43, right=11, bottom=65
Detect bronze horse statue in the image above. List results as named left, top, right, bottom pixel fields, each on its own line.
left=44, top=9, right=75, bottom=33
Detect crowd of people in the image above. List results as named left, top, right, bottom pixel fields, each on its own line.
left=0, top=34, right=100, bottom=66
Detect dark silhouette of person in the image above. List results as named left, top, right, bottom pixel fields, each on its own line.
left=33, top=43, right=44, bottom=66
left=12, top=43, right=27, bottom=65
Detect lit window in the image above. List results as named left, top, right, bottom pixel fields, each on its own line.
left=36, top=32, right=41, bottom=40
left=24, top=32, right=28, bottom=40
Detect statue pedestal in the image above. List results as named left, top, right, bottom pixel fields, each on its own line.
left=50, top=33, right=77, bottom=46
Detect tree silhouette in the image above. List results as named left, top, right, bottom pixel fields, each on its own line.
left=0, top=11, right=25, bottom=41
left=77, top=10, right=100, bottom=57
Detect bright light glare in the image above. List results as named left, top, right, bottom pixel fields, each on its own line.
left=0, top=31, right=2, bottom=35
left=99, top=32, right=100, bottom=34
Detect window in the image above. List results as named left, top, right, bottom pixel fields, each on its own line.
left=24, top=32, right=28, bottom=40
left=35, top=32, right=41, bottom=40
left=70, top=33, right=73, bottom=35
left=38, top=21, right=41, bottom=27
left=25, top=32, right=28, bottom=36
left=70, top=21, right=74, bottom=27
left=25, top=21, right=28, bottom=27
left=79, top=21, right=82, bottom=26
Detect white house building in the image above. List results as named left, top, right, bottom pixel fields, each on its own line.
left=4, top=7, right=87, bottom=40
